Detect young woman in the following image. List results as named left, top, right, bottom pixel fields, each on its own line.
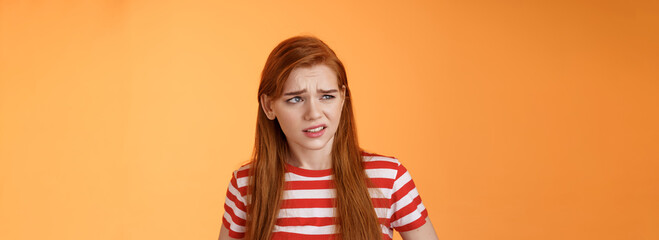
left=218, top=36, right=438, bottom=240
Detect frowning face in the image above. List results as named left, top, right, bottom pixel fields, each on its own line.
left=261, top=64, right=345, bottom=155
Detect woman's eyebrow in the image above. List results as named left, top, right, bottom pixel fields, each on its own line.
left=320, top=89, right=339, bottom=93
left=284, top=89, right=306, bottom=96
left=284, top=89, right=338, bottom=96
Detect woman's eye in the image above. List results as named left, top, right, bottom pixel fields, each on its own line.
left=322, top=95, right=335, bottom=100
left=287, top=96, right=302, bottom=103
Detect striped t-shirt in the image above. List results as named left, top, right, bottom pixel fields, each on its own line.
left=222, top=152, right=429, bottom=239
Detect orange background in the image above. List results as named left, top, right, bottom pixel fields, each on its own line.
left=1, top=1, right=658, bottom=239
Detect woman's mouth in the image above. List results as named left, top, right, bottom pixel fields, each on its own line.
left=304, top=126, right=325, bottom=132
left=303, top=125, right=326, bottom=138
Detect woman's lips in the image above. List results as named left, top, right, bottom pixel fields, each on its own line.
left=303, top=124, right=326, bottom=131
left=303, top=124, right=327, bottom=138
left=304, top=126, right=326, bottom=138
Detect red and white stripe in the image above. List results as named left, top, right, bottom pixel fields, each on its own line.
left=222, top=152, right=429, bottom=240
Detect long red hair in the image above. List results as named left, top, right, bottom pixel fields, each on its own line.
left=245, top=36, right=382, bottom=239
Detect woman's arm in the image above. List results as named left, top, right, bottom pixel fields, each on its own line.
left=218, top=224, right=242, bottom=240
left=399, top=217, right=439, bottom=240
left=219, top=216, right=438, bottom=240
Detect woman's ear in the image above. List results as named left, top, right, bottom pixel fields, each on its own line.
left=260, top=94, right=276, bottom=120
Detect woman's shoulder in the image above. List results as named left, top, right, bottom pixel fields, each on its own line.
left=361, top=150, right=401, bottom=166
left=231, top=151, right=404, bottom=177
left=229, top=162, right=252, bottom=180
left=360, top=150, right=405, bottom=180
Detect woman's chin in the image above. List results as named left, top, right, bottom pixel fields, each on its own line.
left=293, top=138, right=332, bottom=151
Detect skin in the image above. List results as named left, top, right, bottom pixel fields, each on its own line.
left=262, top=64, right=345, bottom=170
left=219, top=218, right=439, bottom=240
left=399, top=217, right=439, bottom=240
left=218, top=64, right=439, bottom=239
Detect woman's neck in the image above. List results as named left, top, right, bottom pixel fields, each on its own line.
left=286, top=142, right=333, bottom=170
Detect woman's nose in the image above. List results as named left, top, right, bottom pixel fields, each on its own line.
left=304, top=99, right=322, bottom=120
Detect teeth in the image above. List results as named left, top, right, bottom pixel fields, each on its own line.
left=306, top=126, right=324, bottom=132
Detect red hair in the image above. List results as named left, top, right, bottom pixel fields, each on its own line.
left=245, top=36, right=382, bottom=239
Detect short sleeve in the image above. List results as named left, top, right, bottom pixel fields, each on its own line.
left=389, top=163, right=429, bottom=232
left=222, top=170, right=248, bottom=238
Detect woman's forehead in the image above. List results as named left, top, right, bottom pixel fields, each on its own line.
left=283, top=64, right=339, bottom=90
